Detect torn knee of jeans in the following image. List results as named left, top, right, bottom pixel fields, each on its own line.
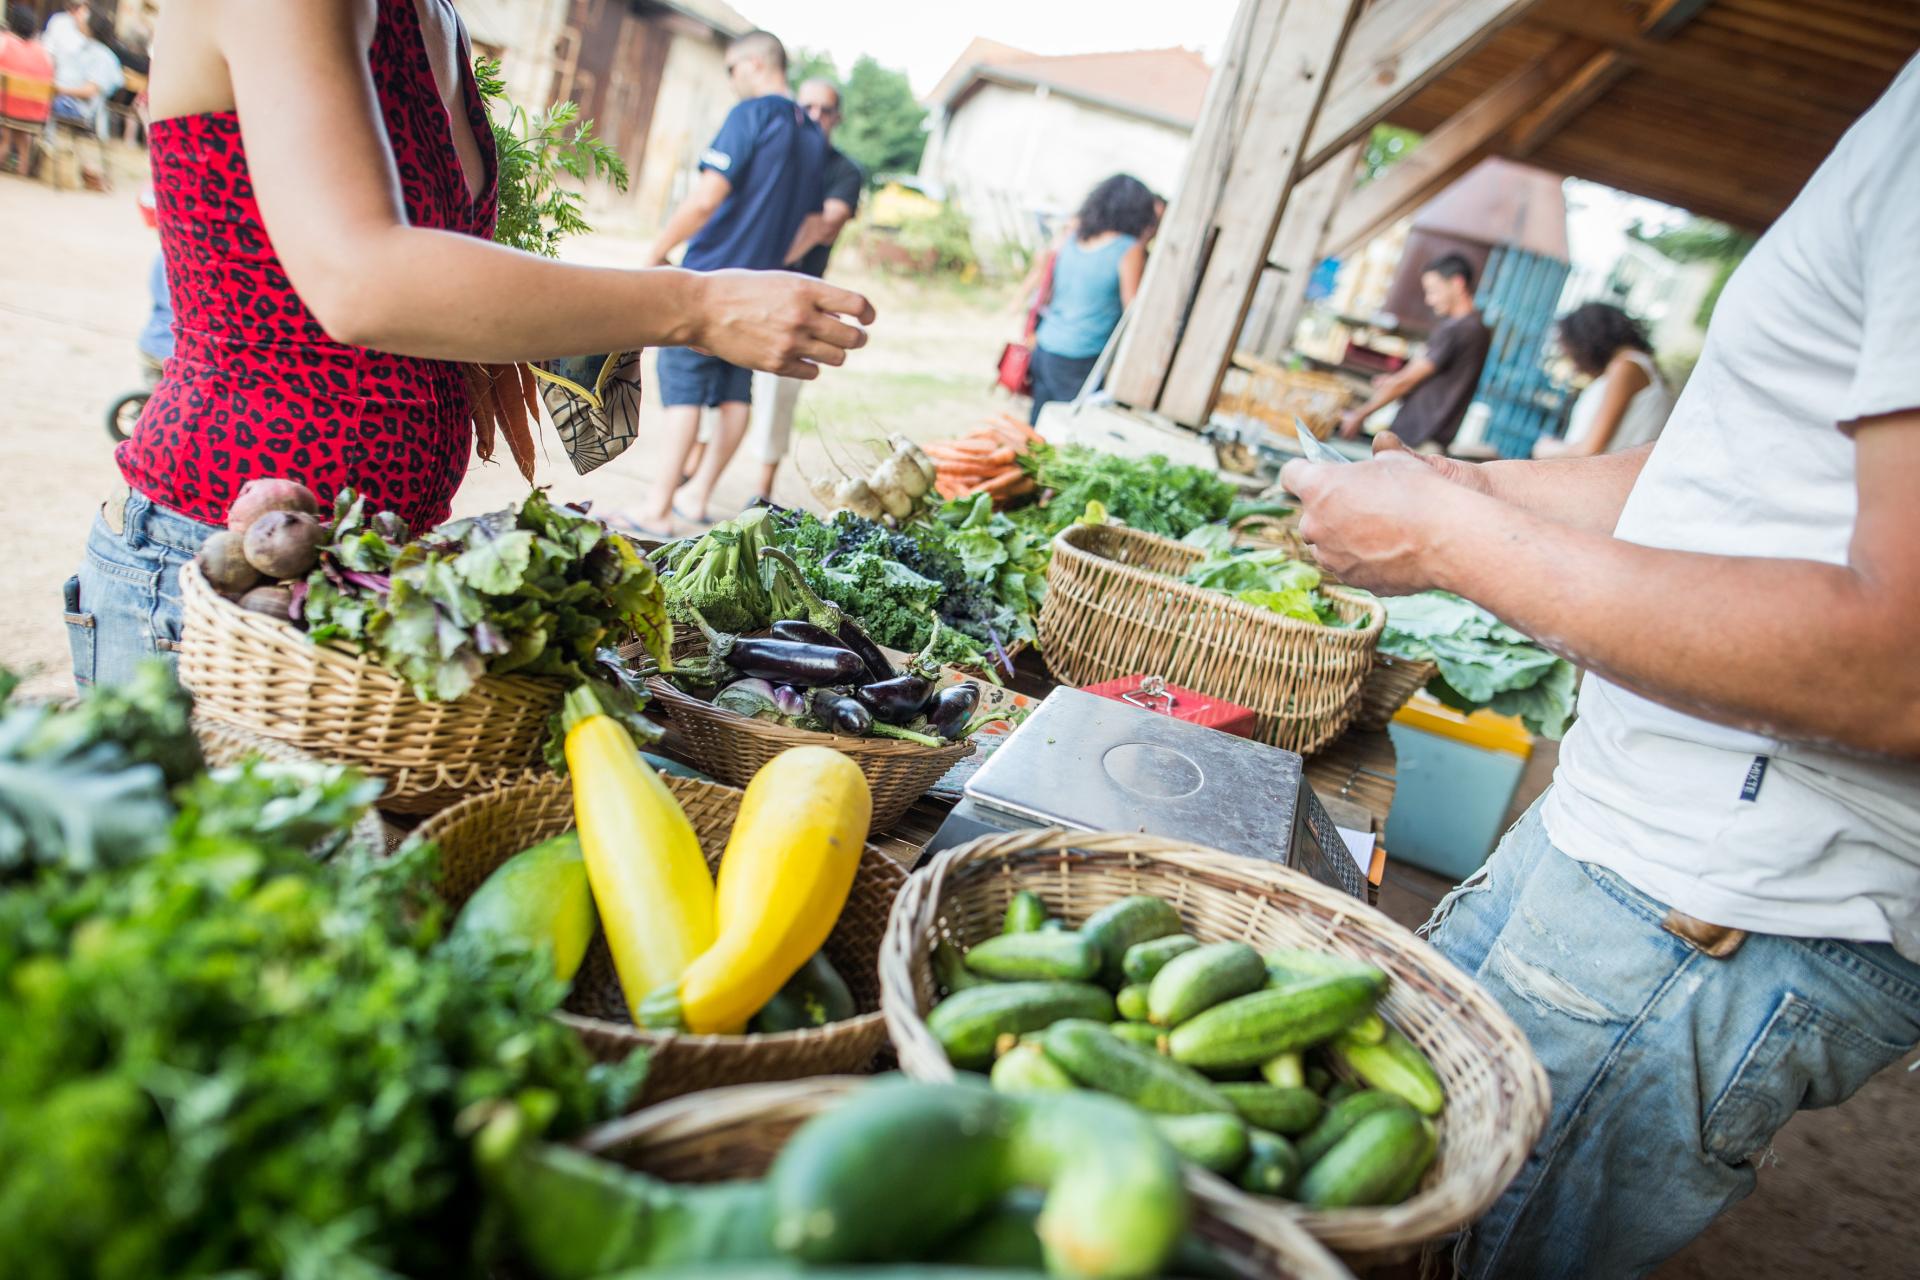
left=1490, top=939, right=1625, bottom=1024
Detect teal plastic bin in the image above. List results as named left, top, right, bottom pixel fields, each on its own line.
left=1384, top=695, right=1532, bottom=883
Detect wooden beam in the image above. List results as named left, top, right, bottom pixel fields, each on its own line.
left=1155, top=0, right=1364, bottom=426
left=1245, top=143, right=1363, bottom=357
left=1506, top=48, right=1628, bottom=156
left=1641, top=0, right=1711, bottom=41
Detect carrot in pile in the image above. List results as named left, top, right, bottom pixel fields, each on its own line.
left=927, top=413, right=1044, bottom=505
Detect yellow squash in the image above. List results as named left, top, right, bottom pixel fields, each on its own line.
left=641, top=747, right=871, bottom=1034
left=561, top=686, right=716, bottom=1021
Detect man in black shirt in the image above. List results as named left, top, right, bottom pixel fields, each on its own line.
left=1339, top=253, right=1492, bottom=449
left=743, top=76, right=866, bottom=502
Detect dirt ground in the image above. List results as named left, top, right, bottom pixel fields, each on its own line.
left=2, top=166, right=1913, bottom=1277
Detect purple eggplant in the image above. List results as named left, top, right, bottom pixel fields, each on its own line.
left=857, top=674, right=934, bottom=725
left=836, top=619, right=897, bottom=683
left=771, top=619, right=849, bottom=650
left=925, top=683, right=981, bottom=740
left=809, top=688, right=873, bottom=736
left=759, top=547, right=896, bottom=681
left=725, top=638, right=866, bottom=686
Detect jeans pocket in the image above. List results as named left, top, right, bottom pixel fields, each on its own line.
left=64, top=574, right=97, bottom=688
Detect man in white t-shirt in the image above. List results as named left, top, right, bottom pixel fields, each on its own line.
left=1284, top=57, right=1920, bottom=1278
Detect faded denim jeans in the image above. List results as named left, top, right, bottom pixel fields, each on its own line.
left=64, top=490, right=219, bottom=689
left=1425, top=794, right=1920, bottom=1278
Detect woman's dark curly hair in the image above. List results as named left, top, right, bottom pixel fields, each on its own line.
left=1075, top=174, right=1161, bottom=242
left=1557, top=302, right=1653, bottom=379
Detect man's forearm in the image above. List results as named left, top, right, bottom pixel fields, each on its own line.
left=1432, top=490, right=1920, bottom=756
left=1471, top=444, right=1652, bottom=535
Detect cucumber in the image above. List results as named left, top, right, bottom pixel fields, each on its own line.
left=965, top=931, right=1101, bottom=982
left=1081, top=895, right=1184, bottom=986
left=1040, top=1019, right=1234, bottom=1116
left=607, top=1268, right=1048, bottom=1280
left=1297, top=1105, right=1433, bottom=1208
left=1040, top=917, right=1069, bottom=932
left=750, top=952, right=857, bottom=1032
left=1115, top=983, right=1151, bottom=1022
left=991, top=1042, right=1078, bottom=1094
left=933, top=938, right=992, bottom=996
left=1265, top=948, right=1389, bottom=996
left=1345, top=1011, right=1388, bottom=1046
left=1261, top=1052, right=1305, bottom=1089
left=1325, top=1081, right=1358, bottom=1105
left=1108, top=1021, right=1165, bottom=1050
left=1330, top=1026, right=1446, bottom=1116
left=1147, top=942, right=1268, bottom=1027
left=1295, top=1089, right=1414, bottom=1168
left=1152, top=1112, right=1249, bottom=1175
left=1237, top=1128, right=1302, bottom=1197
left=1215, top=1083, right=1324, bottom=1135
left=1306, top=1065, right=1333, bottom=1095
left=1380, top=1117, right=1438, bottom=1204
left=935, top=1191, right=1238, bottom=1280
left=1165, top=976, right=1380, bottom=1070
left=927, top=982, right=1116, bottom=1069
left=1003, top=890, right=1049, bottom=935
left=1121, top=934, right=1199, bottom=985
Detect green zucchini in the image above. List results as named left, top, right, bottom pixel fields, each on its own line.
left=1165, top=976, right=1380, bottom=1070
left=991, top=1042, right=1077, bottom=1094
left=1107, top=1021, right=1165, bottom=1050
left=1215, top=1083, right=1324, bottom=1135
left=1295, top=1089, right=1414, bottom=1168
left=1261, top=1051, right=1305, bottom=1089
left=1003, top=890, right=1049, bottom=935
left=1147, top=941, right=1268, bottom=1027
left=1040, top=1019, right=1234, bottom=1116
left=1237, top=1128, right=1302, bottom=1197
left=965, top=931, right=1101, bottom=982
left=1081, top=895, right=1184, bottom=986
left=1121, top=934, right=1200, bottom=985
left=1115, top=983, right=1152, bottom=1022
left=1152, top=1112, right=1249, bottom=1175
left=1330, top=1026, right=1446, bottom=1116
left=750, top=952, right=856, bottom=1032
left=1297, top=1105, right=1433, bottom=1208
left=1264, top=948, right=1389, bottom=996
left=934, top=938, right=992, bottom=996
left=927, top=982, right=1116, bottom=1070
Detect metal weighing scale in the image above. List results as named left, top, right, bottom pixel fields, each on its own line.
left=918, top=687, right=1368, bottom=898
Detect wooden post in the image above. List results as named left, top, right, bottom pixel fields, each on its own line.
left=1242, top=144, right=1361, bottom=359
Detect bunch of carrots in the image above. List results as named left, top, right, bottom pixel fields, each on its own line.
left=926, top=414, right=1044, bottom=506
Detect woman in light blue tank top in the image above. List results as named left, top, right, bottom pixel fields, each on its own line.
left=1029, top=174, right=1161, bottom=424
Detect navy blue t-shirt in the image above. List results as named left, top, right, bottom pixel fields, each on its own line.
left=684, top=95, right=827, bottom=272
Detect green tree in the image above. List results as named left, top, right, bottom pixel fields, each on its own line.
left=1631, top=217, right=1756, bottom=326
left=788, top=49, right=927, bottom=181
left=1357, top=124, right=1421, bottom=185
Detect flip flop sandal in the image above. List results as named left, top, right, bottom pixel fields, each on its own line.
left=600, top=512, right=675, bottom=544
left=671, top=504, right=714, bottom=530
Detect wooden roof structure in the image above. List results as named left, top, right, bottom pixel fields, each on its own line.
left=1111, top=0, right=1919, bottom=427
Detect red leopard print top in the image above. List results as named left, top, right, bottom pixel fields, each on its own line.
left=119, top=0, right=498, bottom=532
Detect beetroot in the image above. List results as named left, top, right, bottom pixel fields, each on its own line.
left=197, top=530, right=261, bottom=597
left=227, top=478, right=319, bottom=535
left=237, top=584, right=295, bottom=621
left=242, top=510, right=324, bottom=580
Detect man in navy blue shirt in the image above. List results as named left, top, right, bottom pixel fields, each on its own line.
left=638, top=29, right=828, bottom=532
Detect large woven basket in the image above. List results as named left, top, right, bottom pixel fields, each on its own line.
left=1352, top=653, right=1440, bottom=733
left=578, top=1075, right=1354, bottom=1280
left=409, top=772, right=905, bottom=1105
left=177, top=562, right=562, bottom=813
left=880, top=829, right=1549, bottom=1263
left=1038, top=523, right=1383, bottom=754
left=646, top=676, right=972, bottom=832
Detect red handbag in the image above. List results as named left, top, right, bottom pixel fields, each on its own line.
left=996, top=249, right=1057, bottom=395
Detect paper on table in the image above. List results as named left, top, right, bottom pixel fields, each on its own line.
left=1336, top=826, right=1375, bottom=878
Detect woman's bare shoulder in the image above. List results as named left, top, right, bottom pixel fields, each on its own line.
left=147, top=0, right=377, bottom=122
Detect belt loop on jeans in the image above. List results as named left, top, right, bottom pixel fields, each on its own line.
left=103, top=483, right=132, bottom=536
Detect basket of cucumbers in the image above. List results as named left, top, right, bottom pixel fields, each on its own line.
left=878, top=828, right=1549, bottom=1262
left=543, top=1074, right=1355, bottom=1279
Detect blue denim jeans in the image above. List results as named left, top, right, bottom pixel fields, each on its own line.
left=1424, top=794, right=1920, bottom=1278
left=65, top=490, right=220, bottom=688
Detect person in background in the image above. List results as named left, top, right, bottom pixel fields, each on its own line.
left=1534, top=301, right=1675, bottom=458
left=0, top=5, right=54, bottom=173
left=1027, top=173, right=1159, bottom=424
left=1285, top=57, right=1920, bottom=1278
left=137, top=251, right=173, bottom=372
left=1338, top=253, right=1492, bottom=449
left=723, top=75, right=866, bottom=505
left=41, top=1, right=89, bottom=62
left=49, top=10, right=121, bottom=142
left=633, top=29, right=825, bottom=534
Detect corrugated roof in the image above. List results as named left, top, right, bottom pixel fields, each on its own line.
left=932, top=44, right=1213, bottom=130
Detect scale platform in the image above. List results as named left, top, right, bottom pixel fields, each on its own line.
left=920, top=688, right=1366, bottom=898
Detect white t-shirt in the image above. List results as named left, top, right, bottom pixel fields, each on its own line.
left=1566, top=349, right=1674, bottom=454
left=1544, top=56, right=1920, bottom=961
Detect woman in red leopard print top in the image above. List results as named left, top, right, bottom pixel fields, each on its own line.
left=68, top=0, right=874, bottom=689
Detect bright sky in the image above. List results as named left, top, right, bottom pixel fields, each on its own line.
left=735, top=0, right=1243, bottom=95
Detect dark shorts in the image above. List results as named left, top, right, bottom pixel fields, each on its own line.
left=1028, top=347, right=1100, bottom=424
left=656, top=346, right=753, bottom=408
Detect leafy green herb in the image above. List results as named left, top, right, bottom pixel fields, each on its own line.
left=1376, top=591, right=1577, bottom=738
left=475, top=58, right=629, bottom=258
left=1019, top=443, right=1235, bottom=538
left=1177, top=533, right=1349, bottom=627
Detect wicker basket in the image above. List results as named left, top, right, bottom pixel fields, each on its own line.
left=409, top=772, right=905, bottom=1104
left=578, top=1075, right=1355, bottom=1280
left=879, top=829, right=1550, bottom=1263
left=1218, top=356, right=1355, bottom=441
left=646, top=676, right=972, bottom=832
left=1352, top=653, right=1440, bottom=733
left=177, top=562, right=563, bottom=813
left=1038, top=523, right=1383, bottom=754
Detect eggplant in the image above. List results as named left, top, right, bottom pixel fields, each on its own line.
left=837, top=618, right=897, bottom=683
left=758, top=547, right=896, bottom=681
left=926, top=683, right=981, bottom=740
left=857, top=673, right=934, bottom=725
left=725, top=637, right=866, bottom=686
left=809, top=689, right=873, bottom=737
left=771, top=619, right=850, bottom=650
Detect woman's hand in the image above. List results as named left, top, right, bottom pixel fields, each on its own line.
left=686, top=270, right=876, bottom=379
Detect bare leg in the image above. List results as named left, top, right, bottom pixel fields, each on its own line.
left=752, top=460, right=779, bottom=504
left=642, top=405, right=704, bottom=525
left=680, top=400, right=751, bottom=522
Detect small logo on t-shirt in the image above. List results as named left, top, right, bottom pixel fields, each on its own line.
left=1739, top=755, right=1769, bottom=802
left=702, top=148, right=733, bottom=172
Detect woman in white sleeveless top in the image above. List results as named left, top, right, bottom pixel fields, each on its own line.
left=1535, top=302, right=1676, bottom=457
